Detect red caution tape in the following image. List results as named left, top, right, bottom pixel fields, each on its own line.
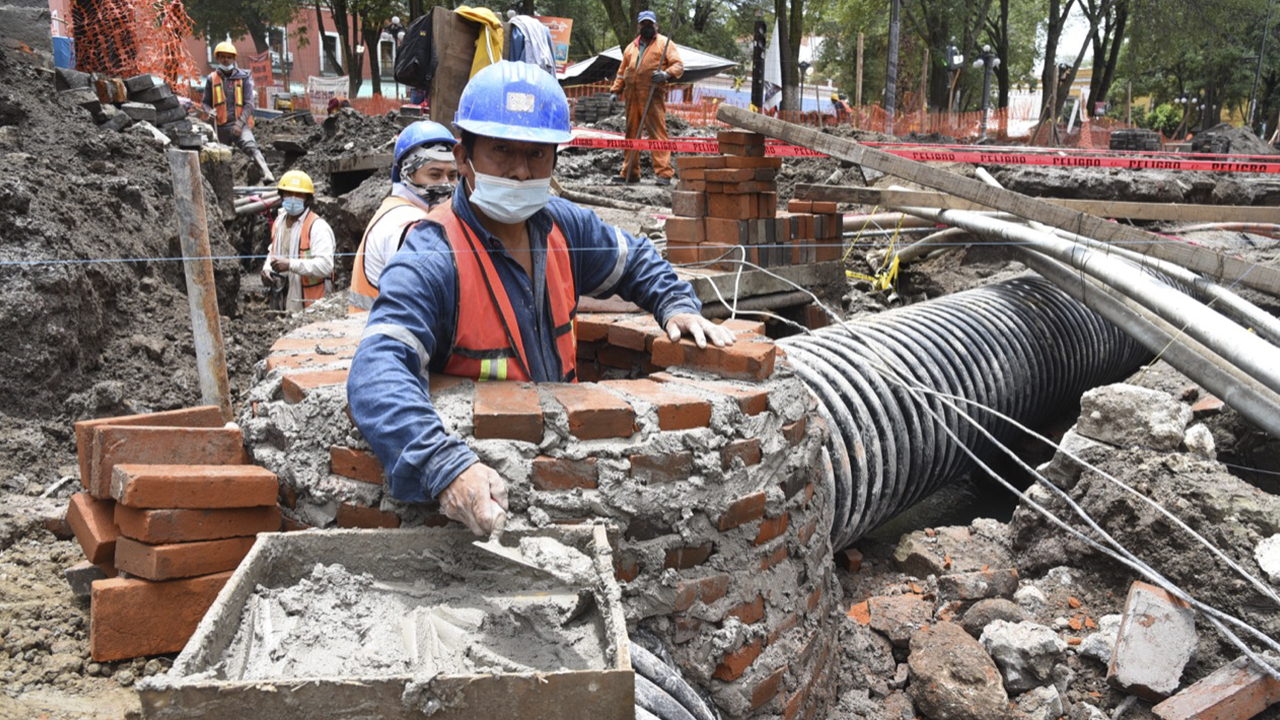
left=565, top=136, right=1280, bottom=173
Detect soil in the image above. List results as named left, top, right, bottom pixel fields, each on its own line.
left=2, top=40, right=1278, bottom=720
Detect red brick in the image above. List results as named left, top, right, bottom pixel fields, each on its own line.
left=784, top=686, right=809, bottom=720
left=269, top=336, right=358, bottom=353
left=722, top=181, right=777, bottom=195
left=705, top=168, right=759, bottom=183
left=707, top=192, right=757, bottom=219
left=674, top=574, right=731, bottom=610
left=719, top=492, right=767, bottom=531
left=680, top=168, right=707, bottom=181
left=279, top=481, right=297, bottom=509
left=550, top=385, right=636, bottom=439
left=730, top=594, right=766, bottom=624
left=714, top=638, right=763, bottom=681
left=265, top=350, right=355, bottom=373
left=1190, top=394, right=1225, bottom=417
left=782, top=417, right=808, bottom=445
left=769, top=612, right=800, bottom=645
left=75, top=407, right=226, bottom=490
left=787, top=199, right=813, bottom=213
left=532, top=456, right=599, bottom=490
left=651, top=337, right=777, bottom=381
left=755, top=512, right=790, bottom=544
left=700, top=241, right=741, bottom=270
left=723, top=156, right=783, bottom=169
left=837, top=548, right=864, bottom=572
left=723, top=437, right=763, bottom=469
left=704, top=217, right=748, bottom=244
left=614, top=555, right=640, bottom=584
left=335, top=502, right=401, bottom=529
left=573, top=314, right=622, bottom=342
left=667, top=241, right=701, bottom=265
left=650, top=373, right=769, bottom=415
left=66, top=493, right=118, bottom=565
left=811, top=201, right=838, bottom=214
left=719, top=318, right=767, bottom=336
left=87, top=425, right=247, bottom=499
left=473, top=382, right=543, bottom=443
left=751, top=666, right=787, bottom=709
left=606, top=316, right=663, bottom=351
left=111, top=464, right=278, bottom=509
left=1152, top=656, right=1280, bottom=720
left=90, top=571, right=232, bottom=661
left=330, top=446, right=384, bottom=484
left=597, top=344, right=641, bottom=370
left=114, top=505, right=281, bottom=543
left=717, top=130, right=766, bottom=146
left=806, top=585, right=822, bottom=611
left=664, top=543, right=714, bottom=570
left=665, top=216, right=705, bottom=243
left=281, top=516, right=313, bottom=532
left=603, top=379, right=712, bottom=431
left=114, top=535, right=255, bottom=581
left=630, top=451, right=694, bottom=484
left=677, top=179, right=708, bottom=193
left=670, top=191, right=706, bottom=217
left=282, top=369, right=350, bottom=403
left=761, top=545, right=788, bottom=571
left=846, top=600, right=871, bottom=624
left=675, top=156, right=710, bottom=170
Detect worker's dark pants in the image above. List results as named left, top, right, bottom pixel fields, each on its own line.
left=216, top=122, right=262, bottom=154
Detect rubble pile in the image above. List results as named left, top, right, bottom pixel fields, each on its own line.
left=54, top=68, right=207, bottom=149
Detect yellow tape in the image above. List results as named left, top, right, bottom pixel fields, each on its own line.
left=843, top=208, right=903, bottom=292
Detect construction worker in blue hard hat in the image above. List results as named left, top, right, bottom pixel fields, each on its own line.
left=349, top=120, right=458, bottom=312
left=610, top=9, right=684, bottom=185
left=348, top=60, right=734, bottom=537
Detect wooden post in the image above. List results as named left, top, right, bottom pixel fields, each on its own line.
left=885, top=0, right=900, bottom=134
left=715, top=104, right=1280, bottom=297
left=919, top=48, right=929, bottom=131
left=855, top=33, right=864, bottom=126
left=1126, top=80, right=1132, bottom=125
left=167, top=149, right=233, bottom=422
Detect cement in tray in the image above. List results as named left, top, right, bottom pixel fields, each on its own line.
left=214, top=536, right=607, bottom=681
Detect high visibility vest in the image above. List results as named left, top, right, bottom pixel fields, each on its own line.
left=271, top=211, right=328, bottom=308
left=431, top=205, right=577, bottom=382
left=349, top=196, right=427, bottom=312
left=210, top=71, right=252, bottom=128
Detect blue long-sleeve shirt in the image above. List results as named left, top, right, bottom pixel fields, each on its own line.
left=347, top=185, right=701, bottom=504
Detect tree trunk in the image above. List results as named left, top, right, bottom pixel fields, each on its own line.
left=1040, top=0, right=1076, bottom=118
left=788, top=0, right=804, bottom=112
left=316, top=1, right=345, bottom=76
left=990, top=0, right=1010, bottom=110
left=244, top=17, right=270, bottom=53
left=362, top=20, right=382, bottom=96
left=600, top=0, right=642, bottom=54
left=885, top=0, right=900, bottom=131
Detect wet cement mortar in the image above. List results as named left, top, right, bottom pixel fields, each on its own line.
left=0, top=42, right=1276, bottom=716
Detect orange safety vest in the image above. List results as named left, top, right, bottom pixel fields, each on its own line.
left=349, top=196, right=427, bottom=312
left=271, top=211, right=329, bottom=308
left=431, top=204, right=577, bottom=382
left=210, top=71, right=252, bottom=127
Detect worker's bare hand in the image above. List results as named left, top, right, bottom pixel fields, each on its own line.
left=665, top=313, right=736, bottom=349
left=439, top=462, right=509, bottom=536
left=259, top=267, right=274, bottom=285
left=270, top=256, right=291, bottom=273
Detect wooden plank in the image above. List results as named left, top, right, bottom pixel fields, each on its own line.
left=428, top=7, right=481, bottom=133
left=795, top=184, right=1280, bottom=224
left=718, top=105, right=1280, bottom=297
left=677, top=261, right=845, bottom=305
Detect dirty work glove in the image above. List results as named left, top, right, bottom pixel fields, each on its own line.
left=651, top=70, right=669, bottom=85
left=439, top=462, right=509, bottom=536
left=232, top=119, right=244, bottom=136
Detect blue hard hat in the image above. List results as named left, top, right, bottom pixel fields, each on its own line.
left=637, top=10, right=657, bottom=24
left=454, top=60, right=573, bottom=145
left=392, top=120, right=457, bottom=182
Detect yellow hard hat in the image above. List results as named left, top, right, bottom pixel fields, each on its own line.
left=276, top=170, right=314, bottom=195
left=214, top=41, right=238, bottom=57
left=830, top=92, right=840, bottom=102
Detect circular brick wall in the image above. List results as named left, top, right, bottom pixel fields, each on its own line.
left=240, top=312, right=841, bottom=719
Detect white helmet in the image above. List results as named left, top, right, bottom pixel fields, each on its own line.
left=392, top=16, right=401, bottom=24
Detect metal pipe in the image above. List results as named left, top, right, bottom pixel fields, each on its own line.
left=779, top=276, right=1149, bottom=547
left=899, top=205, right=1280, bottom=398
left=1019, top=251, right=1280, bottom=439
left=843, top=213, right=939, bottom=232
left=237, top=196, right=282, bottom=216
left=701, top=290, right=811, bottom=318
left=1173, top=223, right=1280, bottom=239
left=235, top=192, right=278, bottom=207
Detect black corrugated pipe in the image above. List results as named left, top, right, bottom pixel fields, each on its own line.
left=778, top=277, right=1151, bottom=549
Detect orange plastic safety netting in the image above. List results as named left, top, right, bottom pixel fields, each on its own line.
left=71, top=0, right=199, bottom=89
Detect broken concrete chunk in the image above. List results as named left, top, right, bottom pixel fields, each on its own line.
left=938, top=568, right=1019, bottom=603
left=868, top=593, right=934, bottom=648
left=55, top=67, right=93, bottom=91
left=1183, top=423, right=1215, bottom=457
left=120, top=102, right=157, bottom=124
left=1256, top=534, right=1280, bottom=585
left=1077, top=613, right=1122, bottom=664
left=1067, top=701, right=1110, bottom=720
left=150, top=93, right=181, bottom=111
left=960, top=598, right=1030, bottom=639
left=60, top=87, right=101, bottom=115
left=155, top=106, right=187, bottom=126
left=1152, top=655, right=1280, bottom=720
left=907, top=622, right=1010, bottom=720
left=127, top=121, right=171, bottom=147
left=1107, top=581, right=1198, bottom=701
left=1015, top=684, right=1065, bottom=720
left=64, top=560, right=110, bottom=598
left=124, top=73, right=165, bottom=93
left=99, top=112, right=132, bottom=132
left=130, top=84, right=174, bottom=105
left=979, top=620, right=1068, bottom=694
left=894, top=524, right=1010, bottom=577
left=1013, top=584, right=1048, bottom=614
left=1076, top=384, right=1192, bottom=451
left=1037, top=428, right=1106, bottom=489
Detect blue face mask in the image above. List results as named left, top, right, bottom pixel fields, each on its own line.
left=282, top=197, right=306, bottom=216
left=466, top=161, right=551, bottom=224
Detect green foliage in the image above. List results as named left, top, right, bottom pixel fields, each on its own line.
left=184, top=0, right=303, bottom=49
left=1130, top=102, right=1182, bottom=135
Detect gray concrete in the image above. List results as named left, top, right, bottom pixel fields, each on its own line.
left=1106, top=581, right=1197, bottom=701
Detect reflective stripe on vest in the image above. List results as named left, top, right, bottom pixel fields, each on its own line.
left=349, top=196, right=426, bottom=312
left=433, top=205, right=577, bottom=383
left=271, top=211, right=328, bottom=308
left=210, top=72, right=252, bottom=128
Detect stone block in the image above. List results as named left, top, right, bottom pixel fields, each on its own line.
left=907, top=622, right=1009, bottom=720
left=155, top=106, right=188, bottom=125
left=124, top=73, right=165, bottom=93
left=120, top=102, right=158, bottom=124
left=1107, top=580, right=1198, bottom=701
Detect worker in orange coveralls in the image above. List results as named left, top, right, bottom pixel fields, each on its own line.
left=610, top=10, right=683, bottom=185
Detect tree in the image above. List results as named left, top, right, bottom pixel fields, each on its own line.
left=1038, top=0, right=1077, bottom=119
left=185, top=0, right=302, bottom=53
left=314, top=0, right=405, bottom=98
left=1081, top=0, right=1128, bottom=108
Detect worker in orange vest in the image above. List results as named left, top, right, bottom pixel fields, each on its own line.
left=610, top=10, right=683, bottom=185
left=262, top=171, right=334, bottom=312
left=202, top=41, right=274, bottom=182
left=349, top=120, right=458, bottom=312
left=349, top=61, right=733, bottom=536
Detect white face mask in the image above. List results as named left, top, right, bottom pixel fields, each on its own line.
left=218, top=61, right=235, bottom=72
left=466, top=160, right=551, bottom=224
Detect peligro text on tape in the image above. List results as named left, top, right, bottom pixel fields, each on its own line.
left=565, top=136, right=1280, bottom=173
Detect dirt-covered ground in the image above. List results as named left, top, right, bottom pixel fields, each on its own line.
left=2, top=35, right=1279, bottom=719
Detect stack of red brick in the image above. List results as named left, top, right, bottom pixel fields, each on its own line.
left=63, top=406, right=281, bottom=662
left=665, top=130, right=843, bottom=270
